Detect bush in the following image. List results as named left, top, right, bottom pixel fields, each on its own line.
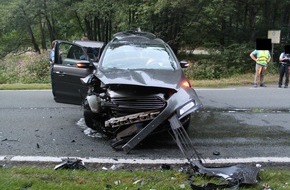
left=1, top=47, right=278, bottom=84
left=0, top=52, right=50, bottom=84
left=180, top=43, right=279, bottom=80
left=267, top=61, right=279, bottom=74
left=184, top=59, right=226, bottom=80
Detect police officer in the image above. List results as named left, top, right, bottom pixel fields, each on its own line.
left=278, top=46, right=290, bottom=88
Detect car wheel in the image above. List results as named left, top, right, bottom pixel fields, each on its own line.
left=83, top=100, right=106, bottom=134
left=83, top=109, right=99, bottom=128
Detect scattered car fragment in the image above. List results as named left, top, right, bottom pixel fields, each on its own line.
left=169, top=113, right=260, bottom=189
left=54, top=158, right=86, bottom=170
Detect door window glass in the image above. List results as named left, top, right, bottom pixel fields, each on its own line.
left=58, top=43, right=85, bottom=66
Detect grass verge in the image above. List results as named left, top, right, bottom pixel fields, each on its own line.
left=0, top=83, right=51, bottom=90
left=0, top=166, right=189, bottom=190
left=190, top=73, right=279, bottom=87
left=0, top=166, right=289, bottom=190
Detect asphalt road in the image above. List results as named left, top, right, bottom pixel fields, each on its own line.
left=191, top=85, right=290, bottom=159
left=0, top=85, right=289, bottom=163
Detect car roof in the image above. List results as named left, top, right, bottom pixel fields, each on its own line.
left=73, top=40, right=104, bottom=48
left=111, top=31, right=165, bottom=45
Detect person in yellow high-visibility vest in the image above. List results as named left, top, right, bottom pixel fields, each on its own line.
left=250, top=50, right=271, bottom=88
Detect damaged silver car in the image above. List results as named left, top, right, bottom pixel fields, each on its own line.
left=54, top=31, right=261, bottom=187
left=80, top=31, right=203, bottom=151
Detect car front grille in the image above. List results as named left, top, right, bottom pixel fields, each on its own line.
left=110, top=96, right=166, bottom=116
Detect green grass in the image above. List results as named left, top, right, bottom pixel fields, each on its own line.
left=0, top=166, right=289, bottom=189
left=190, top=73, right=279, bottom=88
left=0, top=83, right=51, bottom=90
left=0, top=166, right=190, bottom=190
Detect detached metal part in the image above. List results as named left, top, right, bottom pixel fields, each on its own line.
left=168, top=114, right=260, bottom=187
left=54, top=158, right=86, bottom=170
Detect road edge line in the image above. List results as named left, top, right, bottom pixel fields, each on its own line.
left=1, top=156, right=290, bottom=165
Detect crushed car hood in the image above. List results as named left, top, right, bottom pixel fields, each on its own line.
left=96, top=69, right=185, bottom=90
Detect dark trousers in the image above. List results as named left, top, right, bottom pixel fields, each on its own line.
left=278, top=63, right=289, bottom=87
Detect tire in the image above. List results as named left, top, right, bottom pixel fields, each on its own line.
left=84, top=110, right=104, bottom=133
left=83, top=99, right=106, bottom=134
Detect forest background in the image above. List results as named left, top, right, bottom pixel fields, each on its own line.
left=1, top=0, right=290, bottom=84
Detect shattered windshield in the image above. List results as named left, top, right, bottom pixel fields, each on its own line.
left=101, top=43, right=177, bottom=70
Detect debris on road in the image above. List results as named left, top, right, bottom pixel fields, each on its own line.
left=213, top=151, right=220, bottom=156
left=160, top=164, right=171, bottom=170
left=110, top=163, right=124, bottom=170
left=114, top=180, right=121, bottom=185
left=169, top=114, right=260, bottom=189
left=54, top=158, right=86, bottom=170
left=263, top=183, right=272, bottom=190
left=132, top=179, right=143, bottom=185
left=1, top=138, right=19, bottom=142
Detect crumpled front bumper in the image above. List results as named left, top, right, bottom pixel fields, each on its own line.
left=122, top=86, right=202, bottom=153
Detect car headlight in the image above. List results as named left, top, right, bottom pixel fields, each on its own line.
left=178, top=101, right=196, bottom=116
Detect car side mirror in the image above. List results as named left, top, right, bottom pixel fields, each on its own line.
left=180, top=60, right=190, bottom=68
left=76, top=61, right=91, bottom=68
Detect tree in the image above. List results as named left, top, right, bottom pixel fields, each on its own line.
left=2, top=0, right=290, bottom=57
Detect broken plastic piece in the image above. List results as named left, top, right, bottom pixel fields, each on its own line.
left=192, top=159, right=260, bottom=184
left=263, top=183, right=271, bottom=190
left=213, top=151, right=220, bottom=156
left=102, top=166, right=108, bottom=170
left=54, top=158, right=86, bottom=170
left=110, top=164, right=124, bottom=170
left=114, top=180, right=121, bottom=185
left=133, top=179, right=142, bottom=185
left=168, top=114, right=260, bottom=189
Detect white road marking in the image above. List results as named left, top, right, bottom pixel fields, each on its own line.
left=196, top=88, right=236, bottom=91
left=1, top=156, right=290, bottom=165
